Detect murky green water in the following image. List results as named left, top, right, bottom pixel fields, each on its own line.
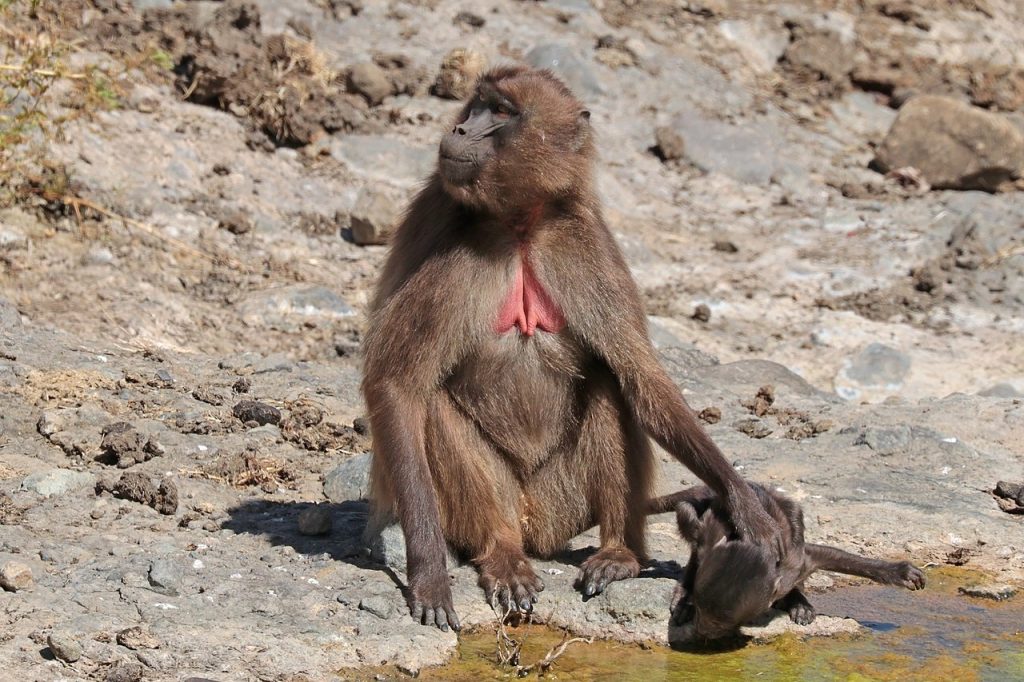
left=366, top=568, right=1023, bottom=681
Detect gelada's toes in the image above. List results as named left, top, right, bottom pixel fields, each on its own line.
left=479, top=561, right=544, bottom=614
left=578, top=547, right=641, bottom=597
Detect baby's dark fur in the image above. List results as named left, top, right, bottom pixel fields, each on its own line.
left=651, top=484, right=926, bottom=639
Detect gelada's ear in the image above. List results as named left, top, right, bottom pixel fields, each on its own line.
left=572, top=110, right=592, bottom=151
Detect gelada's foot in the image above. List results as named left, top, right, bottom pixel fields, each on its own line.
left=577, top=545, right=640, bottom=597
left=478, top=549, right=545, bottom=613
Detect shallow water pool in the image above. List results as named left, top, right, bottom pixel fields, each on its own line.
left=370, top=568, right=1023, bottom=681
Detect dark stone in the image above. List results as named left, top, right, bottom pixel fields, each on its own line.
left=454, top=10, right=485, bottom=28
left=232, top=400, right=281, bottom=426
left=995, top=481, right=1024, bottom=505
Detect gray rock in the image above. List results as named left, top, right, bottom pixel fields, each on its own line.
left=103, top=661, right=145, bottom=682
left=83, top=245, right=116, bottom=265
left=784, top=32, right=854, bottom=84
left=364, top=521, right=407, bottom=573
left=236, top=285, right=355, bottom=331
left=601, top=578, right=674, bottom=620
left=21, top=469, right=97, bottom=497
left=647, top=319, right=688, bottom=351
left=0, top=207, right=38, bottom=252
left=836, top=343, right=911, bottom=400
left=148, top=558, right=182, bottom=596
left=0, top=298, right=20, bottom=328
left=47, top=631, right=83, bottom=662
left=36, top=409, right=65, bottom=436
left=0, top=561, right=33, bottom=591
left=131, top=0, right=173, bottom=9
left=350, top=187, right=404, bottom=245
left=827, top=91, right=898, bottom=141
left=0, top=227, right=27, bottom=251
left=855, top=425, right=913, bottom=456
left=958, top=584, right=1017, bottom=601
left=978, top=383, right=1024, bottom=398
left=348, top=63, right=392, bottom=106
left=525, top=43, right=604, bottom=97
left=359, top=595, right=395, bottom=620
left=324, top=452, right=372, bottom=502
left=659, top=345, right=720, bottom=375
left=693, top=360, right=824, bottom=399
left=718, top=17, right=789, bottom=73
left=330, top=134, right=434, bottom=187
left=668, top=108, right=798, bottom=186
left=874, top=95, right=1024, bottom=191
left=363, top=518, right=456, bottom=574
left=297, top=505, right=333, bottom=536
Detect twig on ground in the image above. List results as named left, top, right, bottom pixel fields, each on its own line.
left=0, top=63, right=87, bottom=79
left=60, top=195, right=247, bottom=270
left=491, top=597, right=592, bottom=677
left=516, top=633, right=593, bottom=677
left=983, top=243, right=1024, bottom=267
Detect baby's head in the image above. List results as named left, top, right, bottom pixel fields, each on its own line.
left=690, top=539, right=776, bottom=638
left=676, top=493, right=799, bottom=638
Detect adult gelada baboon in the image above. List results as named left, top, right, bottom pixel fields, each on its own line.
left=361, top=66, right=780, bottom=631
left=651, top=484, right=926, bottom=639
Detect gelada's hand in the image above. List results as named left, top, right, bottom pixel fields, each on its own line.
left=730, top=494, right=783, bottom=561
left=408, top=570, right=461, bottom=632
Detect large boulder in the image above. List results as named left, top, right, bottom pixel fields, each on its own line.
left=873, top=95, right=1024, bottom=191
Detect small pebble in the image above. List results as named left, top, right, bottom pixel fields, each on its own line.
left=359, top=595, right=395, bottom=620
left=117, top=624, right=161, bottom=650
left=733, top=418, right=773, bottom=439
left=104, top=661, right=145, bottom=682
left=698, top=406, right=722, bottom=424
left=47, top=631, right=83, bottom=662
left=148, top=558, right=182, bottom=596
left=298, top=505, right=332, bottom=536
left=0, top=561, right=33, bottom=591
left=692, top=303, right=712, bottom=323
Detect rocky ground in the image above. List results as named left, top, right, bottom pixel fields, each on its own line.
left=1, top=0, right=1022, bottom=680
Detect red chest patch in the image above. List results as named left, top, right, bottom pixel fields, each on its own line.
left=495, top=257, right=565, bottom=337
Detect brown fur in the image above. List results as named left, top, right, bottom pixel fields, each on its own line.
left=361, top=67, right=780, bottom=631
left=651, top=484, right=926, bottom=639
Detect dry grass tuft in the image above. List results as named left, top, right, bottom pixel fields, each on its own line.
left=193, top=450, right=297, bottom=490
left=0, top=0, right=123, bottom=206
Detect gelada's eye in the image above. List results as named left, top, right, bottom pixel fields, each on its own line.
left=495, top=104, right=512, bottom=119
